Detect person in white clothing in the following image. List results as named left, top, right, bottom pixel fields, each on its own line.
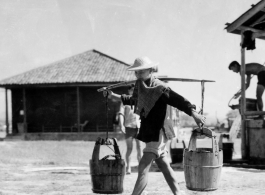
left=119, top=84, right=142, bottom=174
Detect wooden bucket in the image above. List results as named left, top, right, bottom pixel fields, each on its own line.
left=219, top=134, right=234, bottom=163
left=90, top=137, right=125, bottom=194
left=238, top=98, right=258, bottom=116
left=183, top=128, right=223, bottom=191
left=170, top=139, right=186, bottom=164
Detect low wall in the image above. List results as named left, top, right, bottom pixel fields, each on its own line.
left=246, top=119, right=265, bottom=164
left=24, top=132, right=125, bottom=141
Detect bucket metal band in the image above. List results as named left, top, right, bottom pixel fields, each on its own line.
left=186, top=186, right=218, bottom=191
left=184, top=164, right=223, bottom=168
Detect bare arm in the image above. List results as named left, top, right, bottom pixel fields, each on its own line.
left=234, top=73, right=251, bottom=98
left=118, top=114, right=125, bottom=134
left=118, top=104, right=126, bottom=134
left=103, top=89, right=122, bottom=101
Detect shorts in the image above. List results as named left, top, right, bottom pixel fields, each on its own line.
left=257, top=71, right=265, bottom=87
left=125, top=127, right=138, bottom=139
left=143, top=130, right=168, bottom=158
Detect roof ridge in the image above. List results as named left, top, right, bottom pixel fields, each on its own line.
left=91, top=49, right=130, bottom=67
left=1, top=49, right=130, bottom=80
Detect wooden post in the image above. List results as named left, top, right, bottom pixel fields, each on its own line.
left=240, top=32, right=247, bottom=159
left=23, top=88, right=27, bottom=133
left=77, top=87, right=80, bottom=132
left=5, top=89, right=9, bottom=135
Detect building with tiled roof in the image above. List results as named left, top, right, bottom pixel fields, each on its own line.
left=0, top=49, right=135, bottom=86
left=0, top=50, right=135, bottom=140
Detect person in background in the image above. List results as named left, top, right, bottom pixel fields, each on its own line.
left=118, top=84, right=142, bottom=174
left=103, top=56, right=206, bottom=195
left=229, top=61, right=265, bottom=114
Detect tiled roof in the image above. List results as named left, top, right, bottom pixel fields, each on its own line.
left=0, top=50, right=135, bottom=86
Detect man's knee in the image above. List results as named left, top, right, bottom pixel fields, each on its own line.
left=137, top=163, right=150, bottom=175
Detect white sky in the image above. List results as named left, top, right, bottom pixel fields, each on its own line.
left=0, top=0, right=265, bottom=123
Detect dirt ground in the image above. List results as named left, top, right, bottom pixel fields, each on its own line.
left=0, top=137, right=265, bottom=195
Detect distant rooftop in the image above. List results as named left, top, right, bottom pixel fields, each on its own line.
left=0, top=49, right=135, bottom=87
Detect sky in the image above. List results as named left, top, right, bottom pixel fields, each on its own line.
left=1, top=0, right=265, bottom=124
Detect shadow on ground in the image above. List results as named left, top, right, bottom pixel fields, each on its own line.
left=130, top=163, right=184, bottom=173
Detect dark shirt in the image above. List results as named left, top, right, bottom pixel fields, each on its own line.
left=121, top=78, right=195, bottom=143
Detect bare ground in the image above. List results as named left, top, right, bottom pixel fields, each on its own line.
left=0, top=138, right=265, bottom=195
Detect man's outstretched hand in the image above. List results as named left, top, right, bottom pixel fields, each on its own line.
left=191, top=110, right=206, bottom=128
left=234, top=92, right=241, bottom=99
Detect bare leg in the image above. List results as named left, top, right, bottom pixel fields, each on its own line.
left=126, top=137, right=133, bottom=174
left=155, top=155, right=181, bottom=195
left=135, top=139, right=142, bottom=163
left=256, top=84, right=265, bottom=112
left=132, top=152, right=156, bottom=195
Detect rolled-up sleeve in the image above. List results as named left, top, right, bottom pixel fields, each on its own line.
left=161, top=88, right=196, bottom=116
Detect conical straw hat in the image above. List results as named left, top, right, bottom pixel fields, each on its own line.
left=127, top=57, right=158, bottom=71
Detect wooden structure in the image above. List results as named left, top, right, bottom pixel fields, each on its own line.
left=225, top=0, right=265, bottom=160
left=0, top=50, right=135, bottom=136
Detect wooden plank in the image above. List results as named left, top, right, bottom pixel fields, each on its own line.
left=227, top=0, right=265, bottom=32
left=241, top=33, right=247, bottom=159
left=250, top=14, right=265, bottom=27
left=245, top=111, right=265, bottom=116
left=251, top=4, right=265, bottom=12
left=225, top=24, right=265, bottom=41
left=237, top=25, right=265, bottom=33
left=246, top=119, right=264, bottom=128
left=5, top=89, right=9, bottom=135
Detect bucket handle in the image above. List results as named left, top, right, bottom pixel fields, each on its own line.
left=91, top=137, right=122, bottom=162
left=188, top=127, right=219, bottom=157
left=101, top=154, right=121, bottom=160
left=182, top=140, right=186, bottom=149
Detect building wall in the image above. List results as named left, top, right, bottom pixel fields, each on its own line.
left=79, top=86, right=126, bottom=132
left=11, top=86, right=127, bottom=133
left=11, top=85, right=178, bottom=134
left=12, top=88, right=23, bottom=134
